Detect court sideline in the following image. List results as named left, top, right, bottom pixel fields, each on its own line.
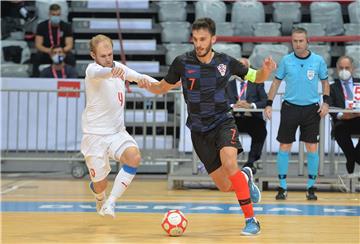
left=1, top=176, right=359, bottom=243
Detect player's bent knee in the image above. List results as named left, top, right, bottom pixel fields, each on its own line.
left=121, top=148, right=141, bottom=168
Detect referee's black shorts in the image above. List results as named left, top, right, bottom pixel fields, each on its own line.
left=191, top=118, right=243, bottom=174
left=277, top=100, right=321, bottom=144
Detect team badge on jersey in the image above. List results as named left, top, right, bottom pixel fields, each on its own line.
left=217, top=64, right=227, bottom=76
left=307, top=70, right=315, bottom=80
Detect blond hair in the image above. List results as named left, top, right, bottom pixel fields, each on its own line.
left=89, top=34, right=113, bottom=53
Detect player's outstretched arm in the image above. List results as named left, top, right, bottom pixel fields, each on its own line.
left=254, top=56, right=277, bottom=83
left=144, top=78, right=181, bottom=95
left=87, top=65, right=114, bottom=79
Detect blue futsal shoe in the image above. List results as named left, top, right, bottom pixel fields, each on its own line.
left=241, top=217, right=261, bottom=236
left=242, top=167, right=261, bottom=203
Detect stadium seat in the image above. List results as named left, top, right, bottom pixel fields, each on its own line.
left=345, top=45, right=360, bottom=76
left=1, top=40, right=31, bottom=64
left=344, top=23, right=360, bottom=45
left=310, top=2, right=344, bottom=36
left=84, top=0, right=149, bottom=9
left=195, top=0, right=227, bottom=23
left=272, top=2, right=301, bottom=35
left=308, top=44, right=331, bottom=66
left=249, top=44, right=289, bottom=70
left=1, top=63, right=30, bottom=77
left=75, top=39, right=157, bottom=52
left=72, top=18, right=153, bottom=31
left=213, top=43, right=242, bottom=59
left=348, top=1, right=360, bottom=24
left=164, top=44, right=193, bottom=65
left=160, top=22, right=190, bottom=43
left=294, top=23, right=326, bottom=37
left=231, top=1, right=265, bottom=36
left=76, top=60, right=160, bottom=77
left=36, top=0, right=69, bottom=22
left=253, top=23, right=281, bottom=37
left=157, top=1, right=187, bottom=22
left=216, top=22, right=235, bottom=36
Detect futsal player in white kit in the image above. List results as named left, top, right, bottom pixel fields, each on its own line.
left=81, top=34, right=163, bottom=217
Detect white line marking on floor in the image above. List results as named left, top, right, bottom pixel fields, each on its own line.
left=0, top=181, right=33, bottom=194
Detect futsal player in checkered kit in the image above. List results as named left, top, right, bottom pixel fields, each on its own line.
left=145, top=18, right=277, bottom=235
left=81, top=34, right=167, bottom=217
left=264, top=27, right=330, bottom=201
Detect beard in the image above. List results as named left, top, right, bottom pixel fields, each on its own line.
left=195, top=44, right=212, bottom=58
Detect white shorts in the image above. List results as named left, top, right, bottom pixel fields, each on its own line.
left=81, top=130, right=138, bottom=182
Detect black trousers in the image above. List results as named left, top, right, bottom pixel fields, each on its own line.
left=32, top=51, right=76, bottom=77
left=234, top=115, right=267, bottom=164
left=333, top=117, right=360, bottom=173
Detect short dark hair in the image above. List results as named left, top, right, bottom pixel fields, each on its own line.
left=292, top=27, right=308, bottom=36
left=192, top=18, right=216, bottom=36
left=49, top=4, right=61, bottom=11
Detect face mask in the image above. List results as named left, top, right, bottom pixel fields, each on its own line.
left=52, top=54, right=64, bottom=64
left=50, top=15, right=61, bottom=25
left=338, top=69, right=351, bottom=81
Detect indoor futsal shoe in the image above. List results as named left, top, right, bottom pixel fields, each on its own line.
left=99, top=200, right=116, bottom=218
left=275, top=187, right=287, bottom=200
left=241, top=217, right=261, bottom=236
left=306, top=186, right=318, bottom=201
left=242, top=167, right=261, bottom=203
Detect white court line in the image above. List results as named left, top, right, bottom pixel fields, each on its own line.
left=0, top=181, right=33, bottom=194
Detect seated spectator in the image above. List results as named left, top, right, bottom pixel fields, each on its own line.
left=32, top=3, right=75, bottom=77
left=226, top=58, right=268, bottom=174
left=330, top=56, right=360, bottom=175
left=40, top=46, right=77, bottom=78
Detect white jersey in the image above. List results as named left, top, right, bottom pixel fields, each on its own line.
left=82, top=61, right=140, bottom=135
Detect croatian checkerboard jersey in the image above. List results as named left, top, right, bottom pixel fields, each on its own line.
left=164, top=50, right=248, bottom=132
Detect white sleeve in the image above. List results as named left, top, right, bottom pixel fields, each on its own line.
left=142, top=74, right=159, bottom=83
left=116, top=62, right=144, bottom=83
left=86, top=63, right=113, bottom=79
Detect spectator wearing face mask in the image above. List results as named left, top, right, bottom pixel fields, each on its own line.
left=32, top=3, right=75, bottom=77
left=329, top=55, right=360, bottom=175
left=40, top=46, right=77, bottom=78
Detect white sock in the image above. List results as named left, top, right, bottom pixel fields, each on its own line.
left=108, top=168, right=135, bottom=204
